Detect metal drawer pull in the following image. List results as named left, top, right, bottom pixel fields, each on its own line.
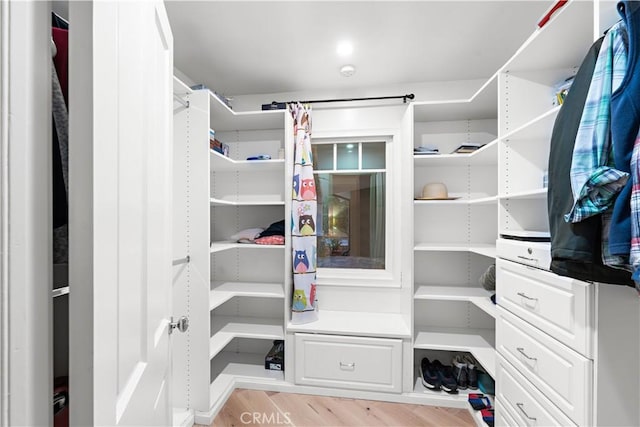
left=517, top=255, right=538, bottom=262
left=517, top=292, right=538, bottom=301
left=517, top=347, right=537, bottom=361
left=339, top=362, right=355, bottom=369
left=516, top=403, right=537, bottom=421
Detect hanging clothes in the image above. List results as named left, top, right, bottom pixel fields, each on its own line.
left=548, top=34, right=634, bottom=286
left=610, top=2, right=640, bottom=282
left=290, top=103, right=318, bottom=324
left=564, top=20, right=628, bottom=225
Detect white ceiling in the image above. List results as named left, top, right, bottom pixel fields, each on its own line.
left=165, top=1, right=552, bottom=97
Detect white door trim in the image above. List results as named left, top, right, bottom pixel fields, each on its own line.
left=1, top=1, right=52, bottom=425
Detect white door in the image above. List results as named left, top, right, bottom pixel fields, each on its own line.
left=69, top=1, right=174, bottom=425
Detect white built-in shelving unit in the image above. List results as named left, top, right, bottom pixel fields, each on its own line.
left=170, top=3, right=640, bottom=424
left=410, top=73, right=499, bottom=386
left=173, top=81, right=291, bottom=422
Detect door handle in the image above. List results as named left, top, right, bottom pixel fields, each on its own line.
left=517, top=292, right=538, bottom=302
left=516, top=403, right=537, bottom=421
left=339, top=362, right=355, bottom=370
left=169, top=316, right=189, bottom=334
left=517, top=347, right=537, bottom=361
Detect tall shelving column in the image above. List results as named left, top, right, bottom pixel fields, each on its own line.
left=201, top=95, right=289, bottom=423
left=410, top=77, right=499, bottom=401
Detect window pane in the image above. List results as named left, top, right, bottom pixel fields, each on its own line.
left=336, top=143, right=358, bottom=170
left=316, top=173, right=385, bottom=269
left=362, top=142, right=385, bottom=169
left=312, top=144, right=334, bottom=170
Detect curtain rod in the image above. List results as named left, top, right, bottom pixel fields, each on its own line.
left=273, top=93, right=415, bottom=106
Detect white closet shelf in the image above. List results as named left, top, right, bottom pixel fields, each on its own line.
left=173, top=76, right=193, bottom=96
left=52, top=286, right=69, bottom=298
left=411, top=377, right=491, bottom=402
left=210, top=352, right=285, bottom=409
left=413, top=75, right=497, bottom=122
left=414, top=139, right=498, bottom=166
left=210, top=281, right=284, bottom=311
left=414, top=327, right=496, bottom=378
left=414, top=286, right=496, bottom=319
left=501, top=0, right=591, bottom=73
left=210, top=241, right=286, bottom=253
left=210, top=149, right=285, bottom=172
left=414, top=196, right=497, bottom=206
left=413, top=243, right=497, bottom=258
left=499, top=188, right=547, bottom=200
left=209, top=316, right=284, bottom=360
left=210, top=196, right=285, bottom=206
left=501, top=106, right=560, bottom=142
left=287, top=310, right=411, bottom=339
left=209, top=91, right=285, bottom=131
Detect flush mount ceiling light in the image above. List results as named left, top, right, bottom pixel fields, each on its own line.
left=336, top=40, right=353, bottom=57
left=340, top=64, right=356, bottom=77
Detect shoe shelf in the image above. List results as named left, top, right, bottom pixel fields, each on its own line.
left=210, top=352, right=285, bottom=409
left=414, top=286, right=496, bottom=319
left=411, top=377, right=485, bottom=400
left=414, top=328, right=496, bottom=378
left=209, top=281, right=284, bottom=311
left=209, top=316, right=284, bottom=360
left=210, top=241, right=286, bottom=253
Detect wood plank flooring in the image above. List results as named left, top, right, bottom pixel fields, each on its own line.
left=206, top=389, right=475, bottom=427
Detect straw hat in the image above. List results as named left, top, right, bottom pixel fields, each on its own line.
left=415, top=182, right=459, bottom=200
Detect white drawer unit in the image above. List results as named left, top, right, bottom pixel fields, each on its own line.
left=496, top=238, right=552, bottom=271
left=496, top=258, right=594, bottom=357
left=496, top=307, right=592, bottom=426
left=495, top=400, right=520, bottom=427
left=294, top=333, right=402, bottom=393
left=496, top=355, right=576, bottom=427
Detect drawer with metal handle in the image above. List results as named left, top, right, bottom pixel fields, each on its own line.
left=294, top=333, right=402, bottom=393
left=496, top=258, right=594, bottom=357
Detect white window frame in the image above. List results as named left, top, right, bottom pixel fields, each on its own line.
left=312, top=131, right=401, bottom=288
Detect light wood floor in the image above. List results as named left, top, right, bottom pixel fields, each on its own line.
left=206, top=389, right=475, bottom=427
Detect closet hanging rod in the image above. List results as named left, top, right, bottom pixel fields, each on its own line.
left=172, top=255, right=190, bottom=266
left=173, top=93, right=190, bottom=109
left=272, top=93, right=415, bottom=106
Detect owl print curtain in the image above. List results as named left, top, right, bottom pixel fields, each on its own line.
left=290, top=103, right=319, bottom=324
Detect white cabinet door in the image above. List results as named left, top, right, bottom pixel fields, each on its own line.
left=69, top=1, right=174, bottom=425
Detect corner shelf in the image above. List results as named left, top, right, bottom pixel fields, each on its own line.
left=209, top=91, right=285, bottom=132
left=414, top=139, right=498, bottom=167
left=414, top=328, right=496, bottom=378
left=414, top=286, right=496, bottom=319
left=414, top=196, right=497, bottom=206
left=210, top=241, right=286, bottom=253
left=501, top=107, right=560, bottom=142
left=498, top=188, right=547, bottom=200
left=209, top=316, right=284, bottom=360
left=210, top=197, right=285, bottom=206
left=414, top=243, right=497, bottom=259
left=210, top=352, right=285, bottom=409
left=210, top=150, right=285, bottom=172
left=210, top=281, right=284, bottom=311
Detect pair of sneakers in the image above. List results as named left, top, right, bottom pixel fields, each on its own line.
left=420, top=358, right=458, bottom=394
left=452, top=354, right=478, bottom=390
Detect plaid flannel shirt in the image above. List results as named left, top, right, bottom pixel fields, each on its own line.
left=565, top=21, right=629, bottom=224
